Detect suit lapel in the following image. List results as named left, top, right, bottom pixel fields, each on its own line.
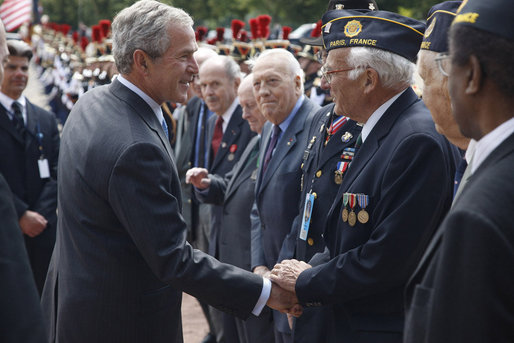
left=210, top=105, right=243, bottom=172
left=256, top=122, right=272, bottom=194
left=259, top=101, right=309, bottom=192
left=109, top=79, right=173, bottom=159
left=225, top=136, right=259, bottom=200
left=317, top=120, right=359, bottom=168
left=327, top=88, right=420, bottom=218
left=409, top=131, right=514, bottom=285
left=0, top=103, right=24, bottom=145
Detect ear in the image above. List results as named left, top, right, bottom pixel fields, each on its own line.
left=294, top=75, right=302, bottom=96
left=363, top=67, right=379, bottom=94
left=133, top=49, right=150, bottom=74
left=465, top=54, right=483, bottom=95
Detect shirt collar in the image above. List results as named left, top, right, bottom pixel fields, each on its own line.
left=278, top=95, right=304, bottom=134
left=361, top=89, right=406, bottom=143
left=470, top=117, right=514, bottom=174
left=0, top=92, right=26, bottom=120
left=117, top=75, right=164, bottom=123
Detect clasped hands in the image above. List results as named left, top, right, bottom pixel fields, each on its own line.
left=262, top=259, right=312, bottom=318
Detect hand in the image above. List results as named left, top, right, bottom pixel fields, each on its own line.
left=185, top=168, right=211, bottom=189
left=270, top=259, right=312, bottom=293
left=287, top=313, right=294, bottom=330
left=253, top=265, right=271, bottom=279
left=19, top=210, right=47, bottom=237
left=266, top=281, right=303, bottom=317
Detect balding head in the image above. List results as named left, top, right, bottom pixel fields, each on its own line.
left=239, top=74, right=266, bottom=134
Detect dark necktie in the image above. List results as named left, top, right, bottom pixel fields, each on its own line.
left=197, top=104, right=209, bottom=168
left=11, top=101, right=25, bottom=139
left=211, top=116, right=224, bottom=158
left=262, top=125, right=281, bottom=173
left=453, top=157, right=468, bottom=197
left=354, top=133, right=363, bottom=154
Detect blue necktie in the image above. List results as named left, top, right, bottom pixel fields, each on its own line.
left=161, top=118, right=169, bottom=140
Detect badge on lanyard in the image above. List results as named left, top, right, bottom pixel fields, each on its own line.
left=299, top=193, right=315, bottom=241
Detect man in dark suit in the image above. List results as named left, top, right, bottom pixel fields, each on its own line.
left=187, top=74, right=274, bottom=343
left=404, top=1, right=514, bottom=341
left=198, top=54, right=255, bottom=343
left=0, top=39, right=60, bottom=295
left=0, top=21, right=45, bottom=343
left=41, top=2, right=298, bottom=342
left=271, top=9, right=459, bottom=343
left=251, top=48, right=320, bottom=343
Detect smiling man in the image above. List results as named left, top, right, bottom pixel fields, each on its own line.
left=41, top=1, right=299, bottom=342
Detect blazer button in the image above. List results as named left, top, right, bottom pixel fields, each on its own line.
left=312, top=192, right=317, bottom=199
left=307, top=238, right=314, bottom=246
left=187, top=199, right=192, bottom=204
left=316, top=170, right=322, bottom=178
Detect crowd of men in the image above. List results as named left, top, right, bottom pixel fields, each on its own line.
left=1, top=0, right=513, bottom=342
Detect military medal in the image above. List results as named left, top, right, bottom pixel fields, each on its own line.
left=342, top=193, right=350, bottom=222
left=334, top=161, right=349, bottom=185
left=221, top=142, right=227, bottom=149
left=341, top=147, right=355, bottom=161
left=348, top=193, right=357, bottom=227
left=341, top=131, right=353, bottom=143
left=227, top=144, right=237, bottom=161
left=357, top=194, right=369, bottom=224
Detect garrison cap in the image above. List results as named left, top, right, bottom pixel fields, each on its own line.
left=301, top=0, right=379, bottom=47
left=421, top=1, right=462, bottom=52
left=321, top=9, right=425, bottom=62
left=452, top=0, right=514, bottom=42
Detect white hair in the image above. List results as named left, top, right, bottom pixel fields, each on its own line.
left=346, top=47, right=415, bottom=88
left=112, top=0, right=193, bottom=74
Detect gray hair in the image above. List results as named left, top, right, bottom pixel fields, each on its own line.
left=112, top=0, right=193, bottom=74
left=346, top=47, right=415, bottom=88
left=250, top=48, right=305, bottom=92
left=202, top=55, right=241, bottom=81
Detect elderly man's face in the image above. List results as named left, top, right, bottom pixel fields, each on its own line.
left=252, top=55, right=302, bottom=125
left=200, top=60, right=239, bottom=115
left=325, top=48, right=365, bottom=121
left=239, top=78, right=266, bottom=134
left=418, top=50, right=466, bottom=147
left=145, top=24, right=198, bottom=104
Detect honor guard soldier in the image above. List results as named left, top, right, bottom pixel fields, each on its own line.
left=271, top=7, right=460, bottom=343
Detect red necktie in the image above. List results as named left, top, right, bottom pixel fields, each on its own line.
left=211, top=116, right=224, bottom=157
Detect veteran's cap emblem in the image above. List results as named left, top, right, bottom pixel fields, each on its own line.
left=344, top=20, right=362, bottom=38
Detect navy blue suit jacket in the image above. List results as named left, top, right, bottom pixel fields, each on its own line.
left=295, top=88, right=459, bottom=343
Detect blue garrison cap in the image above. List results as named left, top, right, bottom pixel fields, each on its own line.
left=321, top=9, right=425, bottom=62
left=453, top=0, right=514, bottom=42
left=421, top=1, right=462, bottom=52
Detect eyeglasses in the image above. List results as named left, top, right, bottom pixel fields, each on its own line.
left=320, top=66, right=356, bottom=84
left=435, top=52, right=451, bottom=77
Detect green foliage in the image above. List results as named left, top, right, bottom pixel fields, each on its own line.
left=40, top=0, right=448, bottom=31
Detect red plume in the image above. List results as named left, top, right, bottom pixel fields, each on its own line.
left=239, top=30, right=248, bottom=42
left=216, top=27, right=225, bottom=42
left=99, top=19, right=111, bottom=37
left=197, top=26, right=208, bottom=41
left=72, top=31, right=79, bottom=43
left=91, top=25, right=103, bottom=43
left=60, top=24, right=71, bottom=36
left=80, top=36, right=89, bottom=51
left=249, top=18, right=260, bottom=39
left=207, top=37, right=217, bottom=45
left=311, top=20, right=322, bottom=38
left=282, top=26, right=292, bottom=40
left=231, top=19, right=245, bottom=40
left=258, top=15, right=271, bottom=39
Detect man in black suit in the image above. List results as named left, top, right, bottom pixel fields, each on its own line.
left=271, top=9, right=459, bottom=343
left=41, top=2, right=298, bottom=342
left=404, top=1, right=514, bottom=341
left=0, top=39, right=60, bottom=295
left=198, top=55, right=255, bottom=343
left=0, top=21, right=45, bottom=343
left=251, top=48, right=320, bottom=343
left=187, top=74, right=274, bottom=343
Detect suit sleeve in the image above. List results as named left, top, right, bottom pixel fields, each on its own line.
left=296, top=133, right=453, bottom=305
left=426, top=211, right=514, bottom=342
left=108, top=142, right=263, bottom=319
left=195, top=173, right=228, bottom=205
left=277, top=213, right=301, bottom=262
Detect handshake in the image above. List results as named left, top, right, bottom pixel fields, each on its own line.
left=261, top=259, right=312, bottom=318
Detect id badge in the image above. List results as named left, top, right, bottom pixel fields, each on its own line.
left=299, top=193, right=315, bottom=241
left=38, top=158, right=50, bottom=179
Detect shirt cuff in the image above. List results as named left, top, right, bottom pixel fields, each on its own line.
left=251, top=277, right=271, bottom=316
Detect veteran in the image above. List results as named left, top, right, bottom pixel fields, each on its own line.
left=271, top=9, right=459, bottom=343
left=404, top=0, right=514, bottom=341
